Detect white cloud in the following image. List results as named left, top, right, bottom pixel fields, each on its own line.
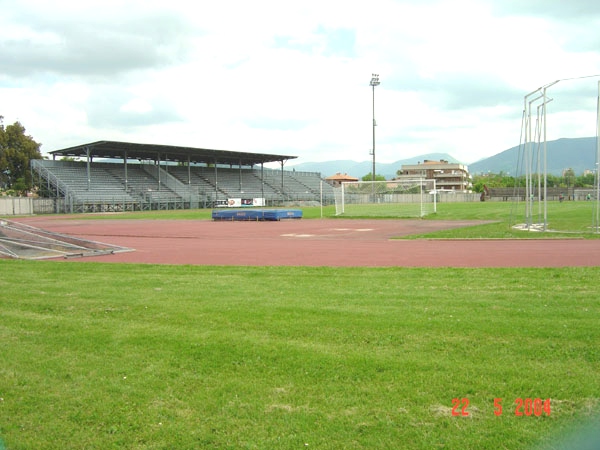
left=2, top=0, right=600, bottom=170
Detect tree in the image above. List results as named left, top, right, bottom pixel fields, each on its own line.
left=361, top=172, right=386, bottom=182
left=578, top=173, right=596, bottom=187
left=0, top=117, right=42, bottom=194
left=472, top=172, right=517, bottom=190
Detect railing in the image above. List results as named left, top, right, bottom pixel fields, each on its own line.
left=31, top=160, right=75, bottom=212
left=141, top=165, right=201, bottom=207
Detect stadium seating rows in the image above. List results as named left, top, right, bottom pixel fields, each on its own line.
left=32, top=160, right=332, bottom=212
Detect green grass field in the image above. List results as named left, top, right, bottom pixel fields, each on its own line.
left=1, top=203, right=599, bottom=449
left=332, top=199, right=600, bottom=237
left=73, top=199, right=600, bottom=238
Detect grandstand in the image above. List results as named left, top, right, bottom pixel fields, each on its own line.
left=31, top=141, right=334, bottom=213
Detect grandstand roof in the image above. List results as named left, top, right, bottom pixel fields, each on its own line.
left=49, top=141, right=297, bottom=167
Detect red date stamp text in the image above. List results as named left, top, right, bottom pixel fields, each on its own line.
left=451, top=398, right=551, bottom=417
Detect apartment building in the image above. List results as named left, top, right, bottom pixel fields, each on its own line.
left=395, top=159, right=472, bottom=193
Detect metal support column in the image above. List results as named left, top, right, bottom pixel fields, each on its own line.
left=124, top=151, right=128, bottom=192
left=86, top=146, right=91, bottom=191
left=214, top=159, right=218, bottom=203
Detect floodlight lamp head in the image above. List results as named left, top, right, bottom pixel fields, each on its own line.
left=370, top=74, right=380, bottom=86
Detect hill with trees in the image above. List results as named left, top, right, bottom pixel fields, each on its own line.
left=468, top=137, right=597, bottom=176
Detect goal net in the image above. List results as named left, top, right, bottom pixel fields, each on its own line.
left=334, top=179, right=437, bottom=218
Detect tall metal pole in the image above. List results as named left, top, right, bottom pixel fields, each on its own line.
left=523, top=88, right=542, bottom=228
left=370, top=74, right=380, bottom=183
left=542, top=80, right=559, bottom=231
left=543, top=87, right=549, bottom=230
left=536, top=99, right=552, bottom=223
left=596, top=80, right=600, bottom=233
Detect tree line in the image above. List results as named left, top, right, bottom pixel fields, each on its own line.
left=359, top=169, right=596, bottom=194
left=471, top=170, right=596, bottom=193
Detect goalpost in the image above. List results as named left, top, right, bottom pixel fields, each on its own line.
left=334, top=179, right=437, bottom=218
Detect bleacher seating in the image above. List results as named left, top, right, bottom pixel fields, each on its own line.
left=32, top=159, right=328, bottom=212
left=101, top=163, right=181, bottom=202
left=34, top=161, right=136, bottom=203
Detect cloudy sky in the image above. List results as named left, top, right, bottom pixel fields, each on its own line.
left=2, top=0, right=600, bottom=168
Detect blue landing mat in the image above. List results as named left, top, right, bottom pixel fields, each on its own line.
left=212, top=209, right=302, bottom=221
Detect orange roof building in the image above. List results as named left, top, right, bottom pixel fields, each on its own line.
left=325, top=173, right=359, bottom=187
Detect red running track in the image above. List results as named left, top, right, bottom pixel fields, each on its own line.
left=11, top=216, right=600, bottom=267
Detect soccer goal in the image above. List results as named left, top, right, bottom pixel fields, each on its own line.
left=334, top=179, right=437, bottom=218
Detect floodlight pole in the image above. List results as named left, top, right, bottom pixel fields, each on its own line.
left=370, top=74, right=380, bottom=185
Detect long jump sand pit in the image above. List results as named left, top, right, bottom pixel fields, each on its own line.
left=10, top=216, right=600, bottom=267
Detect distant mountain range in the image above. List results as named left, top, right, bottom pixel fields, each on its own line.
left=287, top=153, right=461, bottom=180
left=287, top=137, right=598, bottom=178
left=468, top=137, right=597, bottom=176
